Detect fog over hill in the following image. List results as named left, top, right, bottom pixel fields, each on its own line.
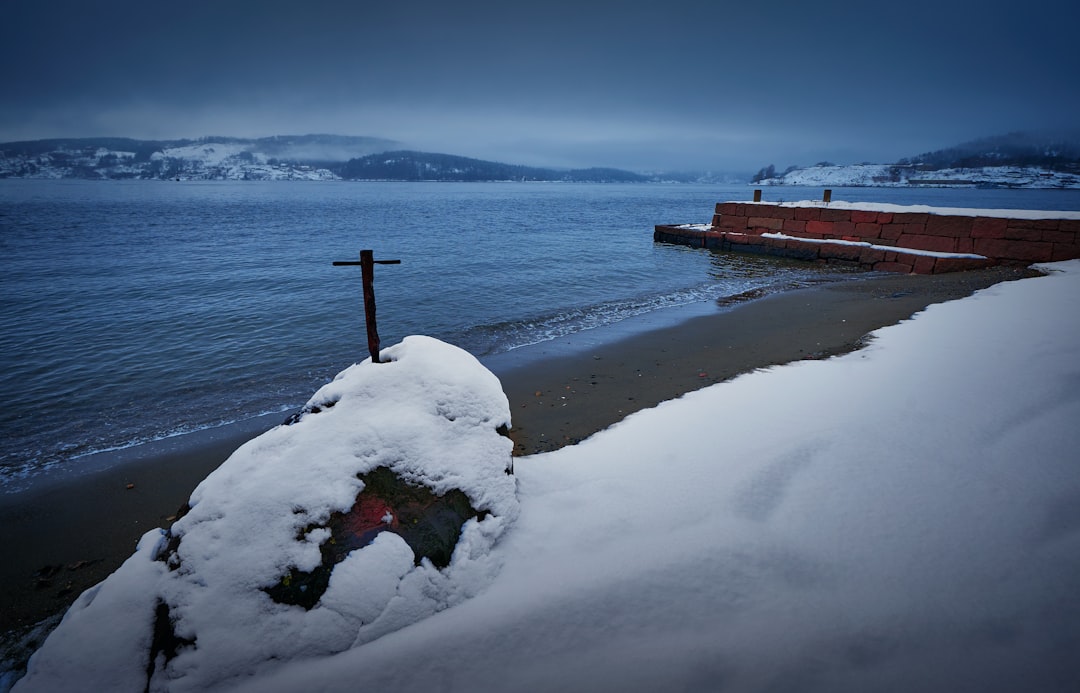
left=4, top=131, right=1080, bottom=186
left=905, top=130, right=1080, bottom=171
left=752, top=131, right=1080, bottom=189
left=0, top=135, right=672, bottom=182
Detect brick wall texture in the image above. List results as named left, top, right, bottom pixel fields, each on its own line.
left=653, top=202, right=1080, bottom=274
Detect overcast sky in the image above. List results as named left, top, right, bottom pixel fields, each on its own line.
left=2, top=0, right=1078, bottom=173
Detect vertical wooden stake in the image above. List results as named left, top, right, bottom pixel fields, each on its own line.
left=823, top=189, right=832, bottom=204
left=359, top=250, right=381, bottom=363
left=753, top=189, right=762, bottom=202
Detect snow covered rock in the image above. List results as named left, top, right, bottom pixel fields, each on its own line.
left=15, top=336, right=517, bottom=692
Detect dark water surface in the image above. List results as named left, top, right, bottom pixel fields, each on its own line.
left=3, top=180, right=1079, bottom=489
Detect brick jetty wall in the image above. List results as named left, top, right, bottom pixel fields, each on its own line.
left=655, top=201, right=1080, bottom=274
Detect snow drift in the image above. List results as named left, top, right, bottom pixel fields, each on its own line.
left=234, top=260, right=1080, bottom=692
left=15, top=336, right=517, bottom=692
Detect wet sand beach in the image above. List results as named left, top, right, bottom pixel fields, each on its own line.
left=0, top=265, right=1039, bottom=647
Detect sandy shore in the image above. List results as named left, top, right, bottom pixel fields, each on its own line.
left=0, top=265, right=1039, bottom=642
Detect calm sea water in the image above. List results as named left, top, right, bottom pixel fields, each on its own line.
left=3, top=180, right=1080, bottom=489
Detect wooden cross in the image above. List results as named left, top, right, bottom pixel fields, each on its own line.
left=333, top=250, right=401, bottom=363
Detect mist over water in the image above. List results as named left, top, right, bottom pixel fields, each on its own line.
left=3, top=180, right=1079, bottom=488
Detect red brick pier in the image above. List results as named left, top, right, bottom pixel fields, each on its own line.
left=655, top=199, right=1080, bottom=274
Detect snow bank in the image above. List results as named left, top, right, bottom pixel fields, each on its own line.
left=18, top=263, right=1080, bottom=692
left=15, top=336, right=517, bottom=692
left=231, top=261, right=1080, bottom=692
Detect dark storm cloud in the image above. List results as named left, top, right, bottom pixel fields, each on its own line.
left=2, top=0, right=1079, bottom=172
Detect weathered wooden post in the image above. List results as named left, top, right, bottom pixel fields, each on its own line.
left=823, top=189, right=832, bottom=204
left=333, top=250, right=401, bottom=363
left=753, top=189, right=762, bottom=202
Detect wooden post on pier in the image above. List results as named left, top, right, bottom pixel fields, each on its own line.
left=823, top=189, right=832, bottom=204
left=333, top=250, right=401, bottom=363
left=753, top=189, right=762, bottom=202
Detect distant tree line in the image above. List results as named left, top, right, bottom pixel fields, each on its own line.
left=750, top=164, right=776, bottom=183
left=750, top=163, right=803, bottom=183
left=905, top=131, right=1080, bottom=172
left=338, top=151, right=648, bottom=182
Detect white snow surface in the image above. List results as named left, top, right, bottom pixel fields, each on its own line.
left=16, top=263, right=1080, bottom=692
left=759, top=232, right=987, bottom=259
left=148, top=143, right=338, bottom=181
left=15, top=336, right=517, bottom=693
left=241, top=260, right=1080, bottom=692
left=742, top=198, right=1080, bottom=220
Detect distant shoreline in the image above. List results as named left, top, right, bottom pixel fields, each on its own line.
left=5, top=134, right=1080, bottom=187
left=3, top=176, right=1079, bottom=189
left=755, top=163, right=1080, bottom=189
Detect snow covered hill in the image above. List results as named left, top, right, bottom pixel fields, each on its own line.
left=0, top=135, right=397, bottom=181
left=753, top=132, right=1080, bottom=189
left=757, top=163, right=1080, bottom=189
left=0, top=139, right=656, bottom=183
left=146, top=143, right=339, bottom=181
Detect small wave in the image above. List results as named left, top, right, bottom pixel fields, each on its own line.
left=66, top=404, right=297, bottom=460
left=448, top=282, right=731, bottom=356
left=448, top=264, right=859, bottom=358
left=0, top=404, right=297, bottom=493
